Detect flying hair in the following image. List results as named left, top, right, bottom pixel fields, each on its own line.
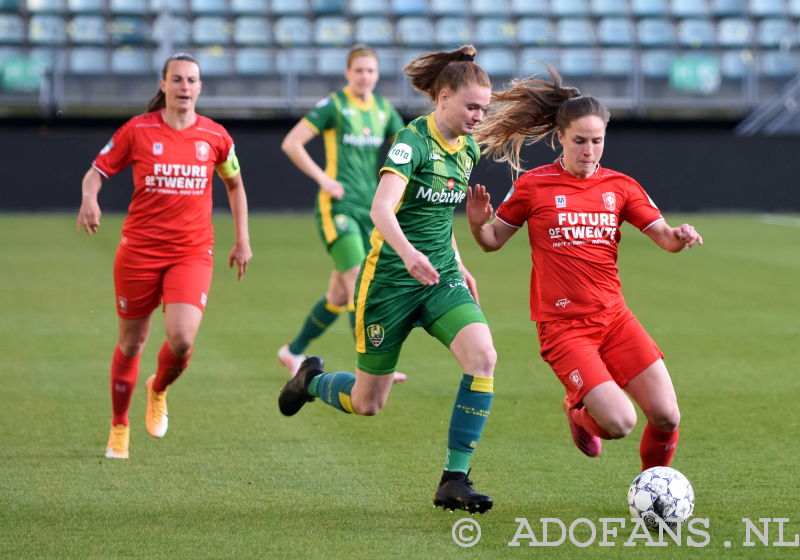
left=402, top=45, right=491, bottom=102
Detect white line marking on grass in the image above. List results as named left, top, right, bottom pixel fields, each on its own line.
left=759, top=215, right=800, bottom=228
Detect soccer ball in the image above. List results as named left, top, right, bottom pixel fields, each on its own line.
left=627, top=467, right=695, bottom=532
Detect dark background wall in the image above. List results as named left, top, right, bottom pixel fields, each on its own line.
left=1, top=118, right=798, bottom=212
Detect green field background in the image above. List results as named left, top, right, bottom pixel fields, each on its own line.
left=1, top=214, right=798, bottom=559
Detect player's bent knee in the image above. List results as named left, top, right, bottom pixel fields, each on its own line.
left=650, top=407, right=680, bottom=431
left=119, top=341, right=146, bottom=358
left=167, top=336, right=194, bottom=358
left=353, top=399, right=384, bottom=416
left=603, top=412, right=637, bottom=439
left=467, top=345, right=497, bottom=377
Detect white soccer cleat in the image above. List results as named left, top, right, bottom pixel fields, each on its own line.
left=145, top=374, right=169, bottom=438
left=105, top=424, right=129, bottom=459
left=277, top=343, right=304, bottom=378
left=393, top=372, right=408, bottom=384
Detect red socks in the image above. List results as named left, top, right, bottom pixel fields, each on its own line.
left=111, top=346, right=140, bottom=427
left=640, top=423, right=679, bottom=471
left=571, top=406, right=613, bottom=440
left=152, top=341, right=192, bottom=393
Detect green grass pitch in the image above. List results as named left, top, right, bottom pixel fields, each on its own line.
left=1, top=213, right=798, bottom=559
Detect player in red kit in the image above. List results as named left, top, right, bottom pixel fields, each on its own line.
left=77, top=54, right=252, bottom=459
left=468, top=65, right=702, bottom=472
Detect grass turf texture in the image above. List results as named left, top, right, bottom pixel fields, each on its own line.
left=1, top=213, right=798, bottom=559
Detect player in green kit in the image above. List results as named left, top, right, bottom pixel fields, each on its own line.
left=277, top=44, right=406, bottom=381
left=279, top=46, right=498, bottom=513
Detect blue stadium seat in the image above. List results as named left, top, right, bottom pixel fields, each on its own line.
left=69, top=46, right=108, bottom=73
left=591, top=0, right=628, bottom=15
left=191, top=0, right=227, bottom=15
left=717, top=18, right=753, bottom=47
left=275, top=49, right=314, bottom=74
left=230, top=0, right=267, bottom=14
left=111, top=47, right=150, bottom=73
left=475, top=18, right=515, bottom=46
left=396, top=16, right=433, bottom=46
left=597, top=17, right=634, bottom=45
left=552, top=0, right=588, bottom=16
left=67, top=0, right=103, bottom=13
left=109, top=0, right=147, bottom=14
left=274, top=16, right=312, bottom=46
left=430, top=0, right=462, bottom=15
left=560, top=49, right=596, bottom=75
left=373, top=48, right=396, bottom=74
left=354, top=17, right=393, bottom=46
left=790, top=0, right=800, bottom=16
left=195, top=47, right=231, bottom=75
left=28, top=15, right=67, bottom=44
left=0, top=14, right=24, bottom=43
left=630, top=0, right=666, bottom=16
left=235, top=47, right=272, bottom=74
left=710, top=0, right=745, bottom=15
left=678, top=19, right=715, bottom=48
left=0, top=0, right=20, bottom=11
left=153, top=15, right=190, bottom=44
left=234, top=16, right=270, bottom=45
left=311, top=0, right=344, bottom=13
left=350, top=0, right=387, bottom=15
left=68, top=15, right=108, bottom=44
left=479, top=48, right=516, bottom=75
left=720, top=49, right=749, bottom=78
left=390, top=0, right=425, bottom=15
left=435, top=17, right=472, bottom=47
left=314, top=16, right=352, bottom=46
left=640, top=49, right=671, bottom=76
left=511, top=0, right=548, bottom=15
left=110, top=17, right=150, bottom=44
left=758, top=18, right=792, bottom=47
left=638, top=18, right=674, bottom=46
left=672, top=0, right=709, bottom=16
left=474, top=0, right=510, bottom=15
left=555, top=18, right=595, bottom=45
left=760, top=51, right=796, bottom=76
left=517, top=18, right=553, bottom=45
left=271, top=0, right=309, bottom=15
left=150, top=0, right=189, bottom=14
left=749, top=0, right=786, bottom=17
left=27, top=0, right=63, bottom=12
left=316, top=48, right=347, bottom=75
left=520, top=48, right=558, bottom=74
left=600, top=48, right=634, bottom=75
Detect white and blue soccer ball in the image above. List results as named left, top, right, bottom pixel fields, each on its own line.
left=628, top=467, right=695, bottom=532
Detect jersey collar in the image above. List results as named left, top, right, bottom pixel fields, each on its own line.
left=343, top=87, right=374, bottom=112
left=558, top=158, right=601, bottom=180
left=427, top=113, right=463, bottom=155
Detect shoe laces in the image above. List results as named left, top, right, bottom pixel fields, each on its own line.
left=150, top=389, right=167, bottom=421
left=464, top=468, right=475, bottom=488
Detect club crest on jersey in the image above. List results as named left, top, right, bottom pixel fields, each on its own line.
left=118, top=296, right=128, bottom=314
left=195, top=141, right=211, bottom=162
left=464, top=156, right=473, bottom=179
left=378, top=111, right=386, bottom=124
left=569, top=369, right=583, bottom=390
left=368, top=324, right=385, bottom=347
left=602, top=192, right=616, bottom=211
left=153, top=142, right=163, bottom=155
left=447, top=178, right=455, bottom=190
left=334, top=214, right=348, bottom=230
left=556, top=195, right=567, bottom=208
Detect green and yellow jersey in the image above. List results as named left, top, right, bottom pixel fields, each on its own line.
left=302, top=87, right=404, bottom=244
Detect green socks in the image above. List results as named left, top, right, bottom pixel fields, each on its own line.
left=445, top=374, right=494, bottom=473
left=309, top=371, right=356, bottom=414
left=288, top=297, right=344, bottom=355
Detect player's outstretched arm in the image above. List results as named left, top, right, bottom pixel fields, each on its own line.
left=467, top=185, right=518, bottom=252
left=223, top=173, right=252, bottom=281
left=78, top=167, right=104, bottom=235
left=644, top=220, right=703, bottom=253
left=281, top=120, right=344, bottom=200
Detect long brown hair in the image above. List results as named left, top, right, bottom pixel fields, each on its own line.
left=146, top=53, right=200, bottom=113
left=474, top=63, right=610, bottom=173
left=402, top=45, right=491, bottom=102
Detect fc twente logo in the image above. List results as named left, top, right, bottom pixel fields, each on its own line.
left=368, top=324, right=384, bottom=347
left=195, top=141, right=211, bottom=162
left=602, top=192, right=616, bottom=212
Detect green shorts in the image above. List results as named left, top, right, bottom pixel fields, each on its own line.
left=315, top=207, right=373, bottom=273
left=354, top=276, right=488, bottom=375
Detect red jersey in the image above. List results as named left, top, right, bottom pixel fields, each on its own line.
left=495, top=159, right=663, bottom=322
left=92, top=111, right=239, bottom=258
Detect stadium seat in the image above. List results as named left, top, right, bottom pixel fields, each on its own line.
left=314, top=16, right=352, bottom=46
left=395, top=16, right=434, bottom=46
left=235, top=47, right=272, bottom=74
left=350, top=0, right=387, bottom=15
left=479, top=48, right=516, bottom=76
left=390, top=0, right=426, bottom=15
left=790, top=0, right=800, bottom=16
left=600, top=48, right=634, bottom=75
left=749, top=0, right=786, bottom=17
left=630, top=0, right=666, bottom=16
left=591, top=0, right=628, bottom=15
left=552, top=0, right=589, bottom=16
left=230, top=0, right=267, bottom=14
left=435, top=18, right=472, bottom=47
left=0, top=0, right=19, bottom=12
left=510, top=0, right=548, bottom=15
left=109, top=0, right=147, bottom=14
left=672, top=0, right=709, bottom=17
left=354, top=17, right=393, bottom=46
left=757, top=18, right=792, bottom=47
left=150, top=0, right=189, bottom=14
left=152, top=15, right=190, bottom=45
left=191, top=0, right=227, bottom=14
left=760, top=51, right=796, bottom=76
left=474, top=0, right=510, bottom=15
left=234, top=17, right=270, bottom=45
left=275, top=49, right=314, bottom=74
left=520, top=48, right=558, bottom=73
left=69, top=46, right=108, bottom=73
left=375, top=47, right=397, bottom=74
left=67, top=0, right=104, bottom=13
left=678, top=19, right=715, bottom=48
left=316, top=48, right=348, bottom=75
left=597, top=17, right=634, bottom=45
left=430, top=0, right=462, bottom=15
left=555, top=18, right=595, bottom=45
left=640, top=49, right=671, bottom=76
left=710, top=0, right=745, bottom=15
left=274, top=17, right=312, bottom=46
left=517, top=18, right=554, bottom=45
left=560, top=49, right=596, bottom=75
left=111, top=47, right=151, bottom=74
left=475, top=18, right=515, bottom=46
left=0, top=14, right=24, bottom=43
left=311, top=0, right=344, bottom=13
left=717, top=18, right=753, bottom=47
left=195, top=47, right=231, bottom=75
left=68, top=15, right=108, bottom=44
left=28, top=15, right=67, bottom=44
left=271, top=0, right=309, bottom=15
left=720, top=49, right=749, bottom=78
left=27, top=0, right=63, bottom=12
left=638, top=18, right=674, bottom=46
left=110, top=17, right=150, bottom=44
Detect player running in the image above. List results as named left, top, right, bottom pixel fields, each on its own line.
left=277, top=44, right=407, bottom=382
left=278, top=46, right=498, bottom=513
left=468, top=64, right=702, bottom=472
left=77, top=54, right=252, bottom=459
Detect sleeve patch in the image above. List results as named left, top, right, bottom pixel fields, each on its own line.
left=388, top=142, right=412, bottom=165
left=315, top=97, right=331, bottom=108
left=99, top=140, right=113, bottom=155
left=503, top=185, right=515, bottom=202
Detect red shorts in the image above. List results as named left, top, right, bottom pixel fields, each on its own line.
left=537, top=303, right=664, bottom=407
left=113, top=245, right=214, bottom=319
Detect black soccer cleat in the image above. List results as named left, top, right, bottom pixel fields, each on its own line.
left=433, top=469, right=494, bottom=514
left=278, top=356, right=325, bottom=417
